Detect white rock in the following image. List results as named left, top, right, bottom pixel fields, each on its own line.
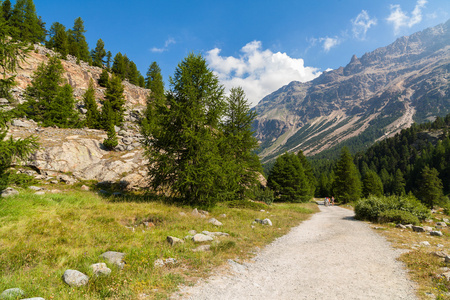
left=192, top=234, right=214, bottom=243
left=262, top=218, right=273, bottom=226
left=208, top=218, right=223, bottom=226
left=419, top=241, right=431, bottom=246
left=167, top=236, right=184, bottom=246
left=100, top=251, right=126, bottom=269
left=90, top=263, right=111, bottom=276
left=63, top=269, right=89, bottom=287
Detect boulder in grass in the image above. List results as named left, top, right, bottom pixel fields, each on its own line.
left=431, top=231, right=443, bottom=237
left=62, top=269, right=89, bottom=287
left=100, top=251, right=126, bottom=269
left=0, top=187, right=18, bottom=198
left=0, top=288, right=25, bottom=299
left=192, top=234, right=214, bottom=243
left=90, top=263, right=111, bottom=276
left=192, top=245, right=211, bottom=252
left=167, top=236, right=184, bottom=246
left=208, top=218, right=223, bottom=226
left=412, top=226, right=425, bottom=232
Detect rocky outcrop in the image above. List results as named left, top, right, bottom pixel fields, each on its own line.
left=254, top=20, right=450, bottom=161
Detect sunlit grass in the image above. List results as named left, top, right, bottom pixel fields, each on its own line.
left=0, top=190, right=318, bottom=299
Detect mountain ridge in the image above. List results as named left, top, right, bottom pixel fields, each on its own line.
left=253, top=19, right=450, bottom=163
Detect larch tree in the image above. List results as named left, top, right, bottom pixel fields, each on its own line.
left=417, top=165, right=445, bottom=208
left=83, top=79, right=101, bottom=129
left=68, top=17, right=90, bottom=63
left=46, top=22, right=68, bottom=58
left=362, top=169, right=384, bottom=198
left=141, top=61, right=164, bottom=139
left=91, top=38, right=106, bottom=68
left=332, top=147, right=362, bottom=203
left=9, top=0, right=45, bottom=43
left=102, top=74, right=125, bottom=127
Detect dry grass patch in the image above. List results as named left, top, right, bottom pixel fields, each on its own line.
left=0, top=191, right=318, bottom=299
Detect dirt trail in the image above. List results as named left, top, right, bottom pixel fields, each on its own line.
left=173, top=204, right=417, bottom=300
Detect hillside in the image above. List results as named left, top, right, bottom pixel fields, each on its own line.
left=253, top=19, right=450, bottom=163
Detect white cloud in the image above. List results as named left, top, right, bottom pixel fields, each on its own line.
left=352, top=10, right=377, bottom=39
left=320, top=37, right=341, bottom=52
left=151, top=37, right=176, bottom=53
left=387, top=0, right=427, bottom=34
left=206, top=41, right=321, bottom=107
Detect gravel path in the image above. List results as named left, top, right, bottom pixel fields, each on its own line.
left=174, top=204, right=417, bottom=300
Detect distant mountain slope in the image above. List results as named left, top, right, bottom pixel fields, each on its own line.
left=253, top=19, right=450, bottom=163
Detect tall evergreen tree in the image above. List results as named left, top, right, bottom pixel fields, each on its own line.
left=268, top=152, right=310, bottom=202
left=417, top=166, right=445, bottom=208
left=297, top=150, right=316, bottom=197
left=1, top=0, right=12, bottom=21
left=362, top=170, right=383, bottom=198
left=0, top=20, right=38, bottom=189
left=98, top=68, right=109, bottom=87
left=392, top=169, right=406, bottom=196
left=127, top=60, right=140, bottom=85
left=332, top=147, right=361, bottom=203
left=45, top=22, right=68, bottom=58
left=143, top=53, right=226, bottom=206
left=67, top=17, right=90, bottom=63
left=83, top=79, right=101, bottom=129
left=9, top=0, right=44, bottom=43
left=141, top=61, right=164, bottom=138
left=91, top=38, right=106, bottom=67
left=43, top=83, right=79, bottom=128
left=102, top=74, right=125, bottom=126
left=105, top=51, right=112, bottom=70
left=111, top=52, right=126, bottom=78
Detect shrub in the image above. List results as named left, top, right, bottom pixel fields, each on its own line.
left=225, top=199, right=268, bottom=210
left=253, top=187, right=274, bottom=205
left=355, top=194, right=430, bottom=223
left=378, top=209, right=419, bottom=225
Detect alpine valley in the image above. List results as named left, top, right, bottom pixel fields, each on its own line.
left=253, top=19, right=450, bottom=163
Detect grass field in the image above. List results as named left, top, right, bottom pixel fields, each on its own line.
left=0, top=188, right=318, bottom=299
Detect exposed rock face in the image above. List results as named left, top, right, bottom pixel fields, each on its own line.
left=254, top=20, right=450, bottom=162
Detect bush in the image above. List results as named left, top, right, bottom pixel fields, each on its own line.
left=355, top=194, right=430, bottom=222
left=253, top=187, right=274, bottom=205
left=378, top=209, right=419, bottom=225
left=225, top=199, right=268, bottom=210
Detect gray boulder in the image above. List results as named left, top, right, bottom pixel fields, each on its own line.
left=436, top=222, right=447, bottom=227
left=431, top=231, right=443, bottom=237
left=90, top=263, right=111, bottom=276
left=100, top=251, right=126, bottom=269
left=412, top=226, right=426, bottom=232
left=208, top=218, right=223, bottom=226
left=167, top=236, right=184, bottom=246
left=0, top=187, right=18, bottom=198
left=0, top=288, right=25, bottom=299
left=62, top=269, right=89, bottom=287
left=192, top=234, right=214, bottom=243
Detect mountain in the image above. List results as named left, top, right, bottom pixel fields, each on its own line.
left=253, top=20, right=450, bottom=163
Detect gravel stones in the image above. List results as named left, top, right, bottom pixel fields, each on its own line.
left=100, top=251, right=126, bottom=269
left=62, top=269, right=89, bottom=287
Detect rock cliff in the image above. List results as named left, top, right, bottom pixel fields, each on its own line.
left=253, top=19, right=450, bottom=162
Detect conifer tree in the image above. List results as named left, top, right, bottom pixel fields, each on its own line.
left=68, top=17, right=90, bottom=63
left=141, top=61, right=164, bottom=138
left=43, top=83, right=79, bottom=128
left=268, top=152, right=310, bottom=202
left=112, top=52, right=126, bottom=78
left=297, top=150, right=316, bottom=197
left=332, top=147, right=361, bottom=203
left=106, top=51, right=112, bottom=70
left=362, top=170, right=383, bottom=197
left=91, top=38, right=106, bottom=67
left=103, top=120, right=118, bottom=150
left=46, top=22, right=68, bottom=58
left=83, top=79, right=101, bottom=129
left=392, top=169, right=406, bottom=196
left=9, top=0, right=44, bottom=43
left=98, top=68, right=109, bottom=87
left=1, top=0, right=12, bottom=21
left=103, top=74, right=125, bottom=126
left=0, top=20, right=38, bottom=189
left=417, top=166, right=445, bottom=208
left=143, top=53, right=226, bottom=206
left=127, top=61, right=140, bottom=85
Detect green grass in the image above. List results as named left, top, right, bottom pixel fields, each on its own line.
left=0, top=190, right=318, bottom=299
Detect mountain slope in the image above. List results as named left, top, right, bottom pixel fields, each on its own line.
left=253, top=20, right=450, bottom=163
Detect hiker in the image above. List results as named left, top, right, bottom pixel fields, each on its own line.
left=331, top=196, right=335, bottom=206
left=324, top=197, right=329, bottom=206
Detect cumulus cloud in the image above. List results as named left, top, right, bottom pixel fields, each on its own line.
left=320, top=37, right=341, bottom=52
left=352, top=10, right=377, bottom=39
left=206, top=41, right=321, bottom=107
left=151, top=37, right=176, bottom=53
left=387, top=0, right=427, bottom=34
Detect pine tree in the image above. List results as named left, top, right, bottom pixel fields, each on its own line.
left=332, top=147, right=361, bottom=203
left=141, top=61, right=164, bottom=139
left=112, top=52, right=126, bottom=78
left=83, top=79, right=101, bottom=129
left=0, top=20, right=38, bottom=189
left=143, top=53, right=226, bottom=206
left=417, top=166, right=444, bottom=208
left=91, top=38, right=106, bottom=67
left=106, top=51, right=112, bottom=70
left=268, top=152, right=310, bottom=202
left=9, top=0, right=44, bottom=43
left=127, top=61, right=140, bottom=85
left=102, top=120, right=118, bottom=150
left=46, top=22, right=68, bottom=58
left=43, top=83, right=79, bottom=128
left=392, top=169, right=406, bottom=196
left=1, top=0, right=12, bottom=21
left=103, top=74, right=125, bottom=126
left=67, top=17, right=90, bottom=63
left=297, top=150, right=316, bottom=197
left=362, top=170, right=383, bottom=197
left=98, top=68, right=109, bottom=88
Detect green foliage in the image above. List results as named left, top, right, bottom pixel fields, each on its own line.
left=91, top=38, right=106, bottom=67
left=67, top=17, right=91, bottom=64
left=145, top=61, right=165, bottom=98
left=355, top=194, right=430, bottom=223
left=9, top=0, right=45, bottom=43
left=224, top=199, right=268, bottom=210
left=83, top=79, right=101, bottom=129
left=417, top=165, right=445, bottom=208
left=103, top=123, right=118, bottom=150
left=6, top=171, right=38, bottom=188
left=98, top=68, right=109, bottom=87
left=21, top=56, right=80, bottom=127
left=332, top=147, right=361, bottom=203
left=268, top=152, right=311, bottom=202
left=378, top=209, right=420, bottom=225
left=252, top=187, right=274, bottom=205
left=362, top=170, right=383, bottom=197
left=102, top=74, right=125, bottom=127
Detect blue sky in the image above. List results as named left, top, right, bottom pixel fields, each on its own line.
left=33, top=0, right=450, bottom=106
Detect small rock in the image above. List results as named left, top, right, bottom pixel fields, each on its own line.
left=0, top=288, right=25, bottom=299
left=34, top=191, right=45, bottom=195
left=62, top=269, right=89, bottom=287
left=80, top=185, right=90, bottom=191
left=0, top=187, right=18, bottom=197
left=167, top=236, right=184, bottom=246
left=419, top=241, right=431, bottom=246
left=154, top=259, right=165, bottom=267
left=396, top=224, right=407, bottom=229
left=192, top=234, right=214, bottom=243
left=436, top=222, right=447, bottom=227
left=438, top=244, right=444, bottom=248
left=208, top=218, right=223, bottom=226
left=404, top=224, right=413, bottom=229
left=191, top=208, right=200, bottom=217
left=262, top=218, right=273, bottom=226
left=188, top=230, right=197, bottom=235
left=192, top=245, right=211, bottom=252
left=423, top=226, right=433, bottom=232
left=11, top=119, right=33, bottom=128
left=202, top=231, right=229, bottom=237
left=412, top=226, right=426, bottom=232
left=430, top=231, right=443, bottom=237
left=90, top=263, right=111, bottom=276
left=198, top=210, right=209, bottom=216
left=445, top=255, right=450, bottom=263
left=29, top=186, right=44, bottom=191
left=179, top=212, right=187, bottom=217
left=443, top=218, right=449, bottom=223
left=260, top=210, right=265, bottom=212
left=219, top=214, right=226, bottom=218
left=0, top=98, right=9, bottom=105
left=254, top=219, right=264, bottom=224
left=50, top=180, right=58, bottom=184
left=100, top=251, right=126, bottom=269
left=433, top=251, right=448, bottom=258
left=164, top=258, right=177, bottom=265
left=425, top=219, right=433, bottom=223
